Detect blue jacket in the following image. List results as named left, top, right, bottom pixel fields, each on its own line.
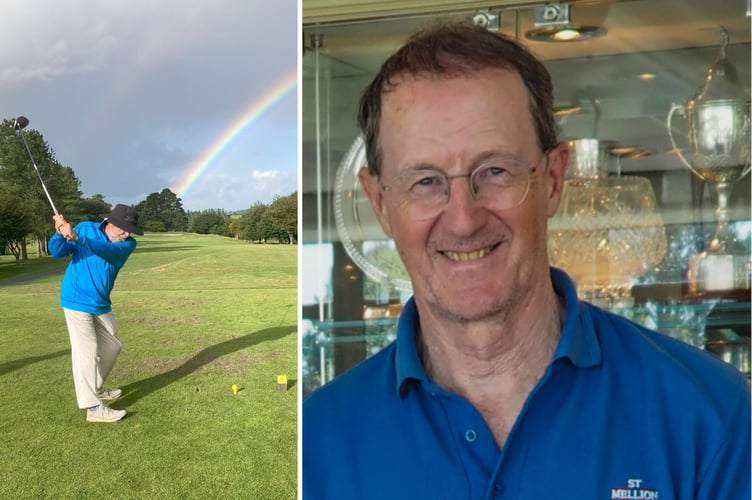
left=48, top=221, right=136, bottom=314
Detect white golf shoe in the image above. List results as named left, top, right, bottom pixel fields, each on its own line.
left=86, top=404, right=126, bottom=423
left=97, top=388, right=123, bottom=400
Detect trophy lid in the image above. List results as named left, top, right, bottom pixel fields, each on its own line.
left=690, top=28, right=750, bottom=106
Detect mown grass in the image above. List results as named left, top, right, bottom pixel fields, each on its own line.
left=0, top=233, right=297, bottom=499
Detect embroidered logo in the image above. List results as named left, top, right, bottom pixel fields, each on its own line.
left=611, top=478, right=659, bottom=499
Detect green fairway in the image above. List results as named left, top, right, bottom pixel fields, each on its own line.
left=0, top=233, right=297, bottom=499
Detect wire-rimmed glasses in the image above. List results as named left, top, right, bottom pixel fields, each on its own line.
left=379, top=153, right=548, bottom=220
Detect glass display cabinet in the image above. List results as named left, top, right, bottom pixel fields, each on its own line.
left=301, top=0, right=751, bottom=396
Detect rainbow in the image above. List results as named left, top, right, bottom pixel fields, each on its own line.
left=173, top=71, right=297, bottom=199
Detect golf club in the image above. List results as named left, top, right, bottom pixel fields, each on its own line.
left=12, top=116, right=59, bottom=214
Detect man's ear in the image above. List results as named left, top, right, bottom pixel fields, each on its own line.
left=545, top=143, right=569, bottom=218
left=358, top=167, right=393, bottom=238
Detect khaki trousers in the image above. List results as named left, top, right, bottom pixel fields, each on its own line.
left=63, top=308, right=122, bottom=409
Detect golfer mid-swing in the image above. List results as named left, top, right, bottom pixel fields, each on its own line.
left=50, top=204, right=144, bottom=423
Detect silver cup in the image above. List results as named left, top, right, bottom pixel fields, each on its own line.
left=666, top=29, right=751, bottom=293
left=668, top=99, right=751, bottom=193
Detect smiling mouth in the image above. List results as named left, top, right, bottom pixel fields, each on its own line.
left=443, top=245, right=497, bottom=262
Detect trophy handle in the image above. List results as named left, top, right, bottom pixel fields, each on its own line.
left=667, top=103, right=703, bottom=179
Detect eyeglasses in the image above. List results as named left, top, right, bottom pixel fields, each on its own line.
left=379, top=153, right=548, bottom=220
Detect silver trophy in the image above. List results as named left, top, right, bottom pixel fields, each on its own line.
left=667, top=29, right=751, bottom=293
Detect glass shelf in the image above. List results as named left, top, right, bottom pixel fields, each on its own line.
left=303, top=296, right=750, bottom=395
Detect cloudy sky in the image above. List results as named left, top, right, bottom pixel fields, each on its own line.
left=1, top=1, right=298, bottom=212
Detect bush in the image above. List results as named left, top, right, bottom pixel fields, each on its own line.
left=142, top=219, right=167, bottom=232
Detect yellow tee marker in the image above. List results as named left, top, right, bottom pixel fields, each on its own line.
left=276, top=375, right=288, bottom=391
left=232, top=384, right=239, bottom=395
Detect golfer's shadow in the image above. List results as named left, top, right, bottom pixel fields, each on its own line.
left=117, top=325, right=295, bottom=407
left=0, top=349, right=69, bottom=376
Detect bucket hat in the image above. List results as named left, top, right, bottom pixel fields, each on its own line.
left=100, top=204, right=144, bottom=235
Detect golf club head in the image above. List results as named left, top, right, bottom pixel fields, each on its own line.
left=13, top=116, right=29, bottom=130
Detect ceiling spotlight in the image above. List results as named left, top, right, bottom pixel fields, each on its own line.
left=554, top=105, right=582, bottom=117
left=607, top=145, right=652, bottom=159
left=525, top=3, right=607, bottom=42
left=552, top=28, right=582, bottom=41
left=526, top=25, right=607, bottom=42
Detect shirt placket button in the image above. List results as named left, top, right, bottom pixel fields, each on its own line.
left=464, top=429, right=477, bottom=443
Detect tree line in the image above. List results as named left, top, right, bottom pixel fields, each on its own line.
left=136, top=188, right=297, bottom=244
left=0, top=118, right=296, bottom=263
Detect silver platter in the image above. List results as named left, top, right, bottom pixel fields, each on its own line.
left=333, top=136, right=412, bottom=292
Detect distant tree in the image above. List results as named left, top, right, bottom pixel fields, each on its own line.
left=75, top=194, right=112, bottom=222
left=226, top=216, right=241, bottom=239
left=51, top=163, right=85, bottom=215
left=135, top=188, right=187, bottom=232
left=261, top=192, right=297, bottom=244
left=189, top=209, right=228, bottom=235
left=237, top=201, right=268, bottom=243
left=0, top=188, right=34, bottom=263
left=143, top=219, right=167, bottom=232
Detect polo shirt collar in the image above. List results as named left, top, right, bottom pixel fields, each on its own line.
left=550, top=267, right=602, bottom=368
left=394, top=267, right=602, bottom=395
left=394, top=298, right=428, bottom=395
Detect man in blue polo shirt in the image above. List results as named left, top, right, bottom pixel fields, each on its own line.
left=303, top=23, right=750, bottom=499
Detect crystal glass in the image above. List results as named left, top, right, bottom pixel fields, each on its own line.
left=549, top=176, right=667, bottom=308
